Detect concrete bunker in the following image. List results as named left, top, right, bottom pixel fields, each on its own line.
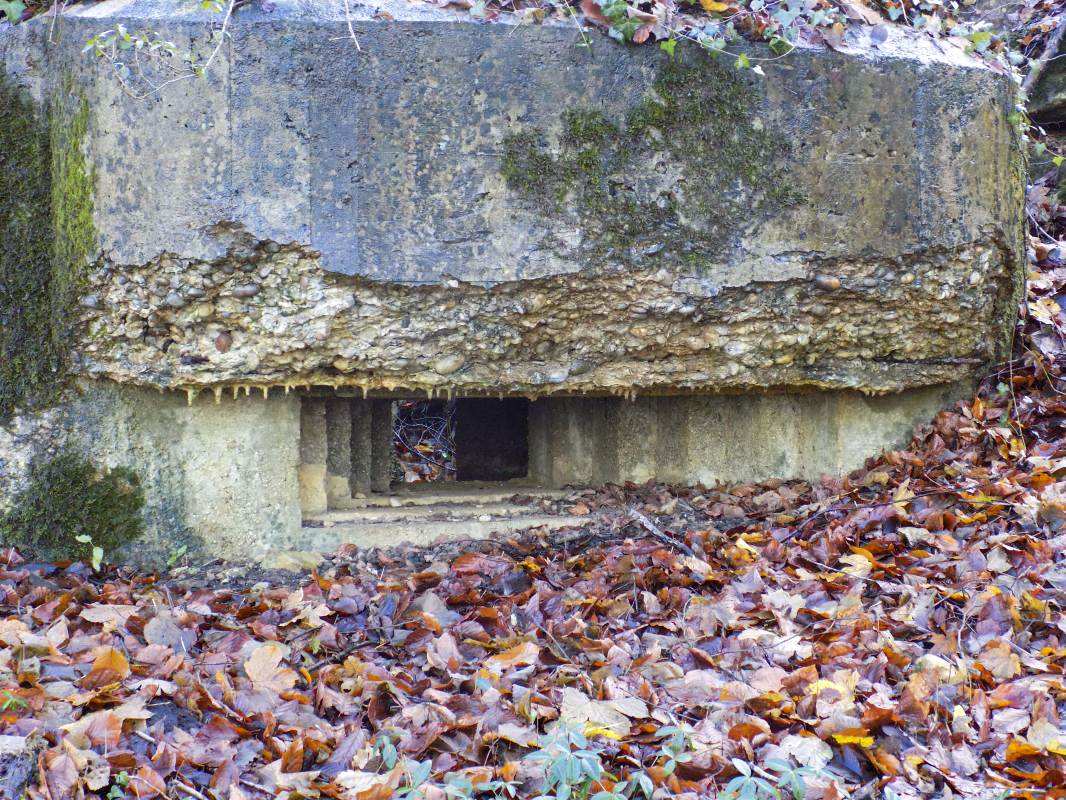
left=0, top=0, right=1026, bottom=561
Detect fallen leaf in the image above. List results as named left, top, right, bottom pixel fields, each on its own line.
left=485, top=641, right=540, bottom=672
left=244, top=642, right=298, bottom=692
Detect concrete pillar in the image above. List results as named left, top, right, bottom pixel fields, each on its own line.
left=349, top=401, right=372, bottom=497
left=528, top=397, right=619, bottom=486
left=370, top=400, right=394, bottom=494
left=325, top=399, right=353, bottom=506
left=350, top=399, right=394, bottom=495
left=298, top=398, right=328, bottom=514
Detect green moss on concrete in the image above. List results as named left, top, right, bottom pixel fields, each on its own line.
left=50, top=84, right=96, bottom=315
left=500, top=51, right=798, bottom=267
left=0, top=77, right=95, bottom=419
left=0, top=451, right=144, bottom=562
left=1, top=79, right=56, bottom=418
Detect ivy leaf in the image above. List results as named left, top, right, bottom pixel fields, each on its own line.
left=0, top=0, right=25, bottom=23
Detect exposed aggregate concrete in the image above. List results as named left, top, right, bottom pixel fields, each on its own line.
left=77, top=235, right=1016, bottom=399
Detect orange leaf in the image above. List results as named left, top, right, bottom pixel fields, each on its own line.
left=82, top=645, right=131, bottom=688
left=700, top=0, right=729, bottom=10
left=579, top=0, right=612, bottom=26
left=43, top=750, right=80, bottom=800
left=633, top=22, right=655, bottom=44
left=131, top=765, right=167, bottom=799
left=1006, top=736, right=1043, bottom=762
left=244, top=642, right=298, bottom=692
left=486, top=641, right=540, bottom=672
left=90, top=645, right=130, bottom=678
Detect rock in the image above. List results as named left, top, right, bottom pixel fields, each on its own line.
left=432, top=355, right=464, bottom=375
left=232, top=284, right=261, bottom=299
left=1028, top=64, right=1066, bottom=123
left=814, top=275, right=841, bottom=291
left=0, top=733, right=44, bottom=800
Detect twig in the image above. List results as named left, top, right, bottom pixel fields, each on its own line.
left=202, top=0, right=237, bottom=75
left=1024, top=13, right=1066, bottom=94
left=173, top=782, right=209, bottom=800
left=132, top=728, right=156, bottom=745
left=306, top=637, right=378, bottom=672
left=627, top=509, right=695, bottom=556
left=343, top=0, right=362, bottom=51
left=238, top=778, right=273, bottom=795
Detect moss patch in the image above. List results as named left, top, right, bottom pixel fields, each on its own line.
left=0, top=451, right=144, bottom=561
left=499, top=51, right=799, bottom=267
left=0, top=76, right=95, bottom=419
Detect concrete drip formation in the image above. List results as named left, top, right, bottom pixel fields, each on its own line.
left=0, top=0, right=1025, bottom=561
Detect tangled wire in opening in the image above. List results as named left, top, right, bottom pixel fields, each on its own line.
left=392, top=400, right=456, bottom=483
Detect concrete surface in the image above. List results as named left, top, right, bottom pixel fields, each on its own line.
left=0, top=380, right=302, bottom=563
left=294, top=485, right=588, bottom=553
left=529, top=383, right=972, bottom=486
left=0, top=1, right=1026, bottom=561
left=0, top=0, right=1024, bottom=398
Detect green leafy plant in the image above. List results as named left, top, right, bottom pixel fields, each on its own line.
left=761, top=758, right=827, bottom=800
left=0, top=689, right=28, bottom=712
left=526, top=726, right=610, bottom=800
left=720, top=758, right=848, bottom=800
left=394, top=757, right=434, bottom=799
left=82, top=0, right=234, bottom=98
left=167, top=543, right=189, bottom=567
left=652, top=726, right=692, bottom=779
left=74, top=534, right=103, bottom=571
left=0, top=0, right=25, bottom=23
left=106, top=771, right=130, bottom=800
left=719, top=759, right=781, bottom=800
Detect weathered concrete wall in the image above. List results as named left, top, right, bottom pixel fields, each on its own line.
left=0, top=381, right=301, bottom=562
left=0, top=0, right=1027, bottom=559
left=529, top=383, right=970, bottom=486
left=0, top=0, right=1024, bottom=401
